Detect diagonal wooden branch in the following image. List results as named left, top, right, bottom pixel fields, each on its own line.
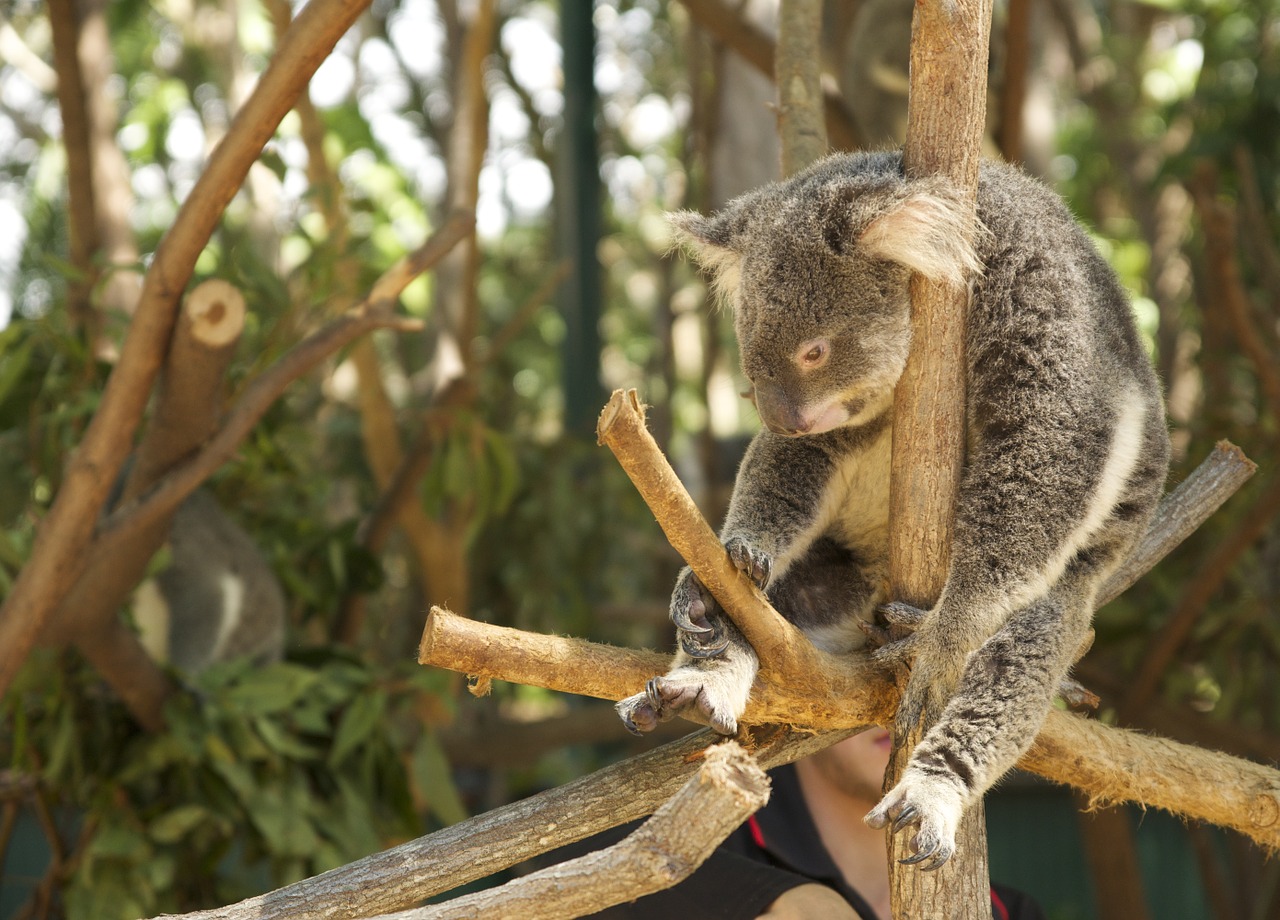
left=149, top=403, right=1266, bottom=920
left=421, top=391, right=1280, bottom=853
left=0, top=0, right=373, bottom=701
left=383, top=741, right=771, bottom=920
left=147, top=726, right=850, bottom=920
left=41, top=281, right=248, bottom=730
left=96, top=212, right=473, bottom=551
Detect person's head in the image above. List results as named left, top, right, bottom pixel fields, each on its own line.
left=800, top=727, right=893, bottom=805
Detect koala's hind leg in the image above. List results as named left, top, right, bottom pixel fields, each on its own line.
left=865, top=565, right=1099, bottom=869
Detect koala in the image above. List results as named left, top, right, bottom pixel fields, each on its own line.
left=616, top=151, right=1170, bottom=869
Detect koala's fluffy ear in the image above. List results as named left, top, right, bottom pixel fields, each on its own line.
left=668, top=210, right=743, bottom=293
left=859, top=190, right=987, bottom=287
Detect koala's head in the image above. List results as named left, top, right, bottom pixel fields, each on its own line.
left=670, top=154, right=983, bottom=437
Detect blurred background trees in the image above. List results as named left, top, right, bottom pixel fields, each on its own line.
left=0, top=0, right=1276, bottom=917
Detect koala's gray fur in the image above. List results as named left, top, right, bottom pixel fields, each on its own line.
left=616, top=151, right=1170, bottom=869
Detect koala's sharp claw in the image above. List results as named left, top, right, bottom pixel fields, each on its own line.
left=725, top=537, right=772, bottom=589
left=680, top=632, right=731, bottom=658
left=901, top=845, right=950, bottom=871
left=670, top=607, right=713, bottom=635
left=644, top=677, right=663, bottom=708
left=891, top=804, right=919, bottom=834
left=899, top=847, right=937, bottom=867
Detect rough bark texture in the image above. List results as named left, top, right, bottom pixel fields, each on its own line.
left=395, top=742, right=770, bottom=920
left=150, top=728, right=853, bottom=920
left=41, top=280, right=247, bottom=729
left=888, top=0, right=994, bottom=912
left=775, top=0, right=827, bottom=175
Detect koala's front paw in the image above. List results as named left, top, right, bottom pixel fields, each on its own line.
left=669, top=569, right=730, bottom=659
left=616, top=666, right=750, bottom=736
left=865, top=773, right=964, bottom=872
left=866, top=600, right=928, bottom=653
left=724, top=536, right=772, bottom=588
left=871, top=603, right=965, bottom=742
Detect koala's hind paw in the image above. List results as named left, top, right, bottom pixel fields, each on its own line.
left=615, top=665, right=751, bottom=736
left=669, top=571, right=731, bottom=658
left=725, top=536, right=772, bottom=588
left=865, top=774, right=964, bottom=872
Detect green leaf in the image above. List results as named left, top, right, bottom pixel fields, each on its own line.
left=88, top=822, right=152, bottom=860
left=149, top=804, right=211, bottom=844
left=254, top=715, right=323, bottom=761
left=0, top=334, right=33, bottom=410
left=411, top=730, right=468, bottom=826
left=330, top=689, right=388, bottom=767
left=223, top=663, right=320, bottom=716
left=246, top=786, right=321, bottom=857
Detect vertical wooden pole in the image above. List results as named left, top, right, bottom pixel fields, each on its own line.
left=887, top=0, right=994, bottom=915
left=776, top=0, right=828, bottom=176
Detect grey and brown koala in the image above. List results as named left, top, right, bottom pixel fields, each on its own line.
left=616, top=151, right=1170, bottom=869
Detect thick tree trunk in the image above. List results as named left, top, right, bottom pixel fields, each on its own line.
left=886, top=0, right=994, bottom=914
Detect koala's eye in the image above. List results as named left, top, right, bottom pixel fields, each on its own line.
left=795, top=338, right=830, bottom=370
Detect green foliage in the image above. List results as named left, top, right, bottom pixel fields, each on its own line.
left=3, top=651, right=462, bottom=918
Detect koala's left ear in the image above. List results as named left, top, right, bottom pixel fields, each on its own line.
left=859, top=189, right=987, bottom=287
left=668, top=210, right=745, bottom=302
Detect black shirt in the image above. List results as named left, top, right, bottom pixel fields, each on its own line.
left=574, top=763, right=1046, bottom=919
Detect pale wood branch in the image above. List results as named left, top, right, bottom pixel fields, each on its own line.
left=149, top=727, right=852, bottom=920
left=383, top=741, right=770, bottom=920
left=151, top=410, right=1264, bottom=919
left=0, top=0, right=373, bottom=701
left=40, top=281, right=247, bottom=729
left=96, top=213, right=472, bottom=551
left=423, top=393, right=1275, bottom=849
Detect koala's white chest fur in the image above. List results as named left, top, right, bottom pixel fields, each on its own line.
left=773, top=421, right=894, bottom=580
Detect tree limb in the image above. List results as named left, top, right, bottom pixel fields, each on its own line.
left=775, top=0, right=827, bottom=175
left=890, top=0, right=993, bottom=907
left=382, top=741, right=771, bottom=920
left=41, top=281, right=247, bottom=729
left=676, top=0, right=861, bottom=151
left=148, top=727, right=852, bottom=920
left=96, top=213, right=473, bottom=551
left=0, top=0, right=374, bottom=702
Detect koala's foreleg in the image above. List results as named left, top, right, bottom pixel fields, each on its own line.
left=880, top=385, right=1164, bottom=731
left=866, top=576, right=1096, bottom=869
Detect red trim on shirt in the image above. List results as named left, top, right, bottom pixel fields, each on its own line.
left=747, top=814, right=767, bottom=849
left=990, top=886, right=1010, bottom=920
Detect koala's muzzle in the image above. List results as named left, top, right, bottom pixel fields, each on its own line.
left=754, top=381, right=812, bottom=435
